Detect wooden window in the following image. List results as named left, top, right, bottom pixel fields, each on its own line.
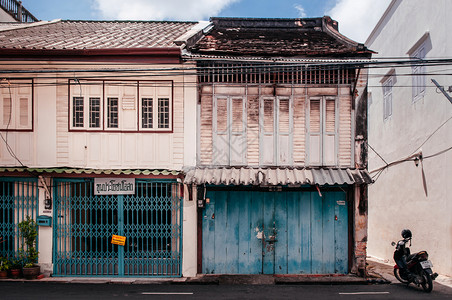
left=69, top=80, right=173, bottom=132
left=260, top=97, right=293, bottom=166
left=308, top=96, right=337, bottom=166
left=383, top=76, right=393, bottom=121
left=2, top=97, right=11, bottom=126
left=139, top=82, right=173, bottom=132
left=213, top=96, right=246, bottom=166
left=0, top=79, right=33, bottom=131
left=19, top=98, right=29, bottom=127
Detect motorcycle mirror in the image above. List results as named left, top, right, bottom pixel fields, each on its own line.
left=391, top=241, right=396, bottom=246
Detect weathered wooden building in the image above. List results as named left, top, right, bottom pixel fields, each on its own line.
left=184, top=17, right=373, bottom=275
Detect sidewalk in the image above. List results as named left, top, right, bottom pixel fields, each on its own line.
left=1, top=258, right=450, bottom=287
left=366, top=256, right=452, bottom=289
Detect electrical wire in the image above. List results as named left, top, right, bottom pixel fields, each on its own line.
left=367, top=142, right=389, bottom=167
left=410, top=114, right=452, bottom=155
left=1, top=57, right=452, bottom=75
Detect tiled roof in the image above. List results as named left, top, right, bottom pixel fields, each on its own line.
left=0, top=20, right=197, bottom=49
left=184, top=167, right=372, bottom=186
left=188, top=17, right=372, bottom=58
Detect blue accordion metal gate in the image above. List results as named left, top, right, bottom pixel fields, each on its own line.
left=53, top=179, right=182, bottom=277
left=0, top=177, right=39, bottom=259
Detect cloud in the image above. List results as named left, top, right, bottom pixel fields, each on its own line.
left=93, top=0, right=239, bottom=21
left=326, top=0, right=392, bottom=43
left=294, top=4, right=307, bottom=18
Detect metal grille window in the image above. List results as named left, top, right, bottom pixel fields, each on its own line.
left=107, top=97, right=119, bottom=128
left=89, top=97, right=101, bottom=128
left=158, top=98, right=169, bottom=129
left=69, top=80, right=172, bottom=132
left=72, top=97, right=84, bottom=127
left=0, top=178, right=38, bottom=259
left=197, top=61, right=356, bottom=85
left=53, top=179, right=182, bottom=277
left=142, top=98, right=153, bottom=128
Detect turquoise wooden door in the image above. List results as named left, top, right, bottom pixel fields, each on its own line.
left=202, top=190, right=348, bottom=274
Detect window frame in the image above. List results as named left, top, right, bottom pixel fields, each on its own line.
left=0, top=78, right=34, bottom=132
left=382, top=76, right=393, bottom=121
left=307, top=96, right=338, bottom=166
left=212, top=95, right=247, bottom=166
left=69, top=79, right=173, bottom=133
left=410, top=42, right=426, bottom=102
left=259, top=96, right=293, bottom=166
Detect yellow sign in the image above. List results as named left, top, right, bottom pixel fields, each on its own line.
left=111, top=235, right=126, bottom=246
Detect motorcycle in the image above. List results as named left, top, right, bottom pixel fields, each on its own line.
left=392, top=229, right=438, bottom=293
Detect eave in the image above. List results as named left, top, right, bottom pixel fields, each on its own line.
left=0, top=47, right=183, bottom=64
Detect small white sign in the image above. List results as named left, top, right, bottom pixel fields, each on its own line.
left=94, top=178, right=135, bottom=195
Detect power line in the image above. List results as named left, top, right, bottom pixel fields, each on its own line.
left=0, top=57, right=452, bottom=75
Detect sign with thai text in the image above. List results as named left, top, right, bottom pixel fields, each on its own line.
left=111, top=235, right=126, bottom=246
left=94, top=178, right=135, bottom=195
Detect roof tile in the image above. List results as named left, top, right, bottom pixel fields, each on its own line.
left=0, top=20, right=197, bottom=49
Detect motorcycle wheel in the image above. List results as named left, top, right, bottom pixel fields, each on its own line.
left=393, top=268, right=409, bottom=284
left=421, top=271, right=433, bottom=293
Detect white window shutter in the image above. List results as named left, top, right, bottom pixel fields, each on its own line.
left=324, top=98, right=336, bottom=165
left=230, top=97, right=246, bottom=165
left=261, top=97, right=275, bottom=165
left=278, top=98, right=291, bottom=165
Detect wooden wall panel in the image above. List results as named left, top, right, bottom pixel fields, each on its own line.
left=56, top=79, right=69, bottom=165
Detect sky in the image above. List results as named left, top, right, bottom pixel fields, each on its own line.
left=20, top=0, right=392, bottom=43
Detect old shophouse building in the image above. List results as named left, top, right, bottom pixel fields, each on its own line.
left=0, top=16, right=373, bottom=278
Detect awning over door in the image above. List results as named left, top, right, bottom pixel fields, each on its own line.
left=184, top=167, right=372, bottom=186
left=0, top=167, right=181, bottom=176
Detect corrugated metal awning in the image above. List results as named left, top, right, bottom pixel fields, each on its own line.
left=184, top=167, right=372, bottom=186
left=0, top=167, right=181, bottom=176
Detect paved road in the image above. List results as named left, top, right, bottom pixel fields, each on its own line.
left=1, top=281, right=452, bottom=300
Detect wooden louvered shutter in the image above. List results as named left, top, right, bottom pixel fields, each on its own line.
left=278, top=98, right=291, bottom=165
left=213, top=97, right=229, bottom=165
left=230, top=97, right=246, bottom=165
left=324, top=97, right=336, bottom=165
left=261, top=97, right=275, bottom=165
left=309, top=98, right=321, bottom=165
